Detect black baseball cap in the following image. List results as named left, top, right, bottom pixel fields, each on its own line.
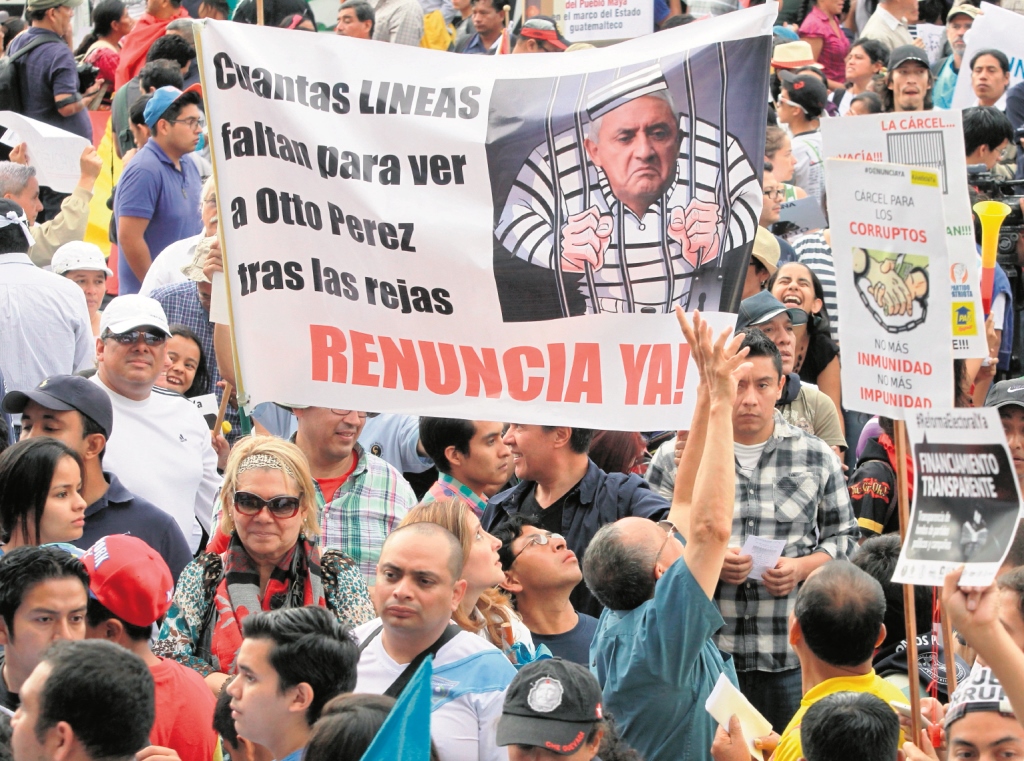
left=778, top=71, right=827, bottom=114
left=985, top=379, right=1024, bottom=412
left=736, top=290, right=808, bottom=331
left=496, top=659, right=603, bottom=755
left=888, top=45, right=930, bottom=71
left=2, top=375, right=113, bottom=438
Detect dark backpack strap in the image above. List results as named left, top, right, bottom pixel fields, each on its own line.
left=382, top=623, right=461, bottom=699
left=7, top=36, right=61, bottom=62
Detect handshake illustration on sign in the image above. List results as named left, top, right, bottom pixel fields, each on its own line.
left=853, top=247, right=930, bottom=319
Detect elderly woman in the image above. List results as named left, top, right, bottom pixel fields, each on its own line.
left=155, top=437, right=374, bottom=693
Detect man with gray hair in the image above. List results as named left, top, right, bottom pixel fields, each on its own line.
left=336, top=0, right=375, bottom=37
left=495, top=63, right=760, bottom=318
left=0, top=145, right=104, bottom=267
left=584, top=311, right=747, bottom=761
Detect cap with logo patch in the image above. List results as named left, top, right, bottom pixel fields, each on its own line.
left=2, top=374, right=113, bottom=439
left=985, top=379, right=1024, bottom=412
left=83, top=535, right=174, bottom=628
left=496, top=658, right=603, bottom=755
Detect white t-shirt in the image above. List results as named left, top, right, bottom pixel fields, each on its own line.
left=91, top=376, right=221, bottom=546
left=139, top=234, right=202, bottom=297
left=733, top=440, right=770, bottom=478
left=354, top=618, right=510, bottom=761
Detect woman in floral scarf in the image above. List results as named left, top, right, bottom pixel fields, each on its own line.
left=155, top=437, right=374, bottom=694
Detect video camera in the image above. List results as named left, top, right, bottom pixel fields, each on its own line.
left=968, top=165, right=1024, bottom=268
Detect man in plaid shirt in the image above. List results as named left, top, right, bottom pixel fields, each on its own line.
left=292, top=406, right=417, bottom=586
left=714, top=329, right=858, bottom=733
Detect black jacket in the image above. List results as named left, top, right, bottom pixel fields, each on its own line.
left=482, top=460, right=669, bottom=617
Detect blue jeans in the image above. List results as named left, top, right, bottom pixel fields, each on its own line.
left=736, top=667, right=803, bottom=733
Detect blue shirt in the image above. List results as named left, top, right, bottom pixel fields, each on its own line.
left=590, top=550, right=736, bottom=761
left=8, top=28, right=92, bottom=140
left=114, top=140, right=203, bottom=294
left=277, top=748, right=304, bottom=761
left=71, top=472, right=192, bottom=582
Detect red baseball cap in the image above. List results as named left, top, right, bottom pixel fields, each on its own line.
left=83, top=535, right=174, bottom=628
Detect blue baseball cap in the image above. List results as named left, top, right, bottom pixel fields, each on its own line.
left=143, top=84, right=203, bottom=130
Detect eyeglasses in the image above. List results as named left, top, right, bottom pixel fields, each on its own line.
left=763, top=187, right=785, bottom=201
left=102, top=329, right=167, bottom=346
left=329, top=409, right=381, bottom=419
left=777, top=96, right=808, bottom=114
left=511, top=531, right=565, bottom=562
left=169, top=117, right=204, bottom=131
left=233, top=491, right=302, bottom=518
left=655, top=520, right=680, bottom=563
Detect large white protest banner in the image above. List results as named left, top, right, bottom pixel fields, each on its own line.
left=825, top=159, right=953, bottom=417
left=951, top=2, right=1024, bottom=109
left=893, top=408, right=1023, bottom=587
left=197, top=8, right=772, bottom=428
left=822, top=111, right=986, bottom=358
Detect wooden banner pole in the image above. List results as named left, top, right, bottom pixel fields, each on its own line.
left=895, top=418, right=923, bottom=746
left=257, top=0, right=264, bottom=25
left=940, top=600, right=958, bottom=696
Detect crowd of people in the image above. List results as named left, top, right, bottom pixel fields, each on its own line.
left=3, top=0, right=1024, bottom=758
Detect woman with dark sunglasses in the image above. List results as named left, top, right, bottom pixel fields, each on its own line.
left=155, top=436, right=375, bottom=694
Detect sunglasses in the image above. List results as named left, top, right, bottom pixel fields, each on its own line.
left=233, top=491, right=302, bottom=518
left=102, top=329, right=167, bottom=346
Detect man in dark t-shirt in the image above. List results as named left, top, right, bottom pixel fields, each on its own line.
left=496, top=515, right=599, bottom=665
left=9, top=0, right=100, bottom=141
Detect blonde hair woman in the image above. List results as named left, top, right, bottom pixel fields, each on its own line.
left=156, top=436, right=374, bottom=693
left=401, top=500, right=534, bottom=662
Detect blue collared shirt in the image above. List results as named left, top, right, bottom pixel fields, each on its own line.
left=71, top=472, right=192, bottom=582
left=277, top=747, right=305, bottom=761
left=114, top=139, right=203, bottom=294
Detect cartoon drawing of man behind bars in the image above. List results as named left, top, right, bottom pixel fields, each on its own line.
left=494, top=62, right=761, bottom=316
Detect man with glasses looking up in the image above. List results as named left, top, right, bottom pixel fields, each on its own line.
left=494, top=516, right=598, bottom=665
left=91, top=294, right=220, bottom=551
left=115, top=84, right=204, bottom=295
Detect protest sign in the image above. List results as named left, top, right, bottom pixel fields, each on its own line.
left=893, top=408, right=1024, bottom=587
left=824, top=159, right=953, bottom=417
left=822, top=111, right=986, bottom=359
left=0, top=112, right=90, bottom=193
left=197, top=8, right=772, bottom=428
left=524, top=0, right=655, bottom=43
left=951, top=2, right=1024, bottom=109
left=910, top=23, right=946, bottom=67
left=773, top=196, right=827, bottom=240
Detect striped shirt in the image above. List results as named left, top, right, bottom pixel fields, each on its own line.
left=496, top=116, right=760, bottom=314
left=714, top=414, right=858, bottom=673
left=316, top=443, right=417, bottom=586
left=793, top=232, right=839, bottom=342
left=422, top=472, right=488, bottom=517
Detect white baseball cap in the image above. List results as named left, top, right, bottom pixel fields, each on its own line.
left=99, top=295, right=170, bottom=337
left=51, top=242, right=113, bottom=277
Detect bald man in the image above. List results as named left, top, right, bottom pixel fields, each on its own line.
left=353, top=523, right=516, bottom=761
